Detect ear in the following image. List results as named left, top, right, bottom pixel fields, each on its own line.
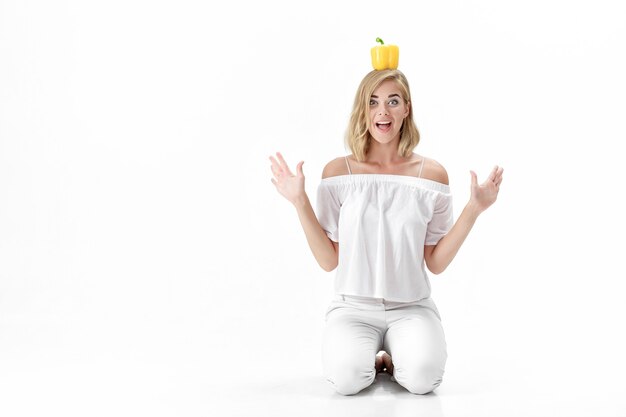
left=404, top=101, right=410, bottom=118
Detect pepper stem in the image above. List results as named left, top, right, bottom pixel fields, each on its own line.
left=376, top=37, right=384, bottom=45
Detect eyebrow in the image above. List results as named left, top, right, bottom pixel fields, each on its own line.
left=370, top=94, right=401, bottom=99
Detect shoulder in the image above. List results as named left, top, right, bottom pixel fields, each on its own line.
left=322, top=156, right=350, bottom=179
left=421, top=157, right=449, bottom=185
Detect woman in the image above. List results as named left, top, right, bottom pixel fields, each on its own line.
left=269, top=69, right=503, bottom=395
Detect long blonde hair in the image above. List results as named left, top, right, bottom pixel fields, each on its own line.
left=345, top=69, right=420, bottom=162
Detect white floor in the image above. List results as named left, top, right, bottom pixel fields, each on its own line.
left=215, top=373, right=625, bottom=417
left=2, top=255, right=625, bottom=417
left=2, top=338, right=624, bottom=417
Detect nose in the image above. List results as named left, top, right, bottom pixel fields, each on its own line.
left=378, top=104, right=389, bottom=116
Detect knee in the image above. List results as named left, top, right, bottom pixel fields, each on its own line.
left=395, top=364, right=445, bottom=395
left=324, top=361, right=376, bottom=395
left=401, top=373, right=443, bottom=395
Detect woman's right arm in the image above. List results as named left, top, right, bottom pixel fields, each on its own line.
left=269, top=152, right=338, bottom=272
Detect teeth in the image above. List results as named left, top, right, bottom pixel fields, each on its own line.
left=377, top=122, right=391, bottom=125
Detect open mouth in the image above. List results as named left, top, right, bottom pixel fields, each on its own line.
left=375, top=121, right=392, bottom=132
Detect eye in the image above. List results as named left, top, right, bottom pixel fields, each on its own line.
left=369, top=99, right=378, bottom=106
left=389, top=99, right=399, bottom=106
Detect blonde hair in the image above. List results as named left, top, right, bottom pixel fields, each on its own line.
left=345, top=69, right=420, bottom=162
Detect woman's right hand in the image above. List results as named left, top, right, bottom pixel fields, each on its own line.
left=269, top=152, right=306, bottom=205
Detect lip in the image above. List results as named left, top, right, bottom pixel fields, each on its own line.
left=374, top=120, right=393, bottom=133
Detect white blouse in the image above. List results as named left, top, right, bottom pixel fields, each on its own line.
left=315, top=173, right=453, bottom=303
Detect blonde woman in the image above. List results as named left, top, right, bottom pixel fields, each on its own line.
left=269, top=69, right=503, bottom=395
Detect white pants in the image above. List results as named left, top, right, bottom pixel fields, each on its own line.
left=322, top=295, right=447, bottom=395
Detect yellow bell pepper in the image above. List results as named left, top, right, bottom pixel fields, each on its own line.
left=371, top=37, right=399, bottom=70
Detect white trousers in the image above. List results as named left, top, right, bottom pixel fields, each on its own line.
left=322, top=295, right=447, bottom=395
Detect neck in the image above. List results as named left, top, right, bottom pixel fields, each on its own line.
left=365, top=138, right=403, bottom=166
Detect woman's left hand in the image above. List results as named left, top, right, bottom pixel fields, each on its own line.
left=469, top=166, right=504, bottom=215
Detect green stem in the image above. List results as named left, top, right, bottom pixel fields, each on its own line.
left=376, top=37, right=384, bottom=45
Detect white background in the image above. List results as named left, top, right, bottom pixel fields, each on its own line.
left=1, top=0, right=625, bottom=416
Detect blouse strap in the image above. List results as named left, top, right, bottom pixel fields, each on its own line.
left=417, top=157, right=427, bottom=178
left=344, top=156, right=352, bottom=175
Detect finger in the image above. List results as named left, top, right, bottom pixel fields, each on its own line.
left=269, top=155, right=281, bottom=172
left=470, top=170, right=478, bottom=187
left=276, top=152, right=294, bottom=175
left=488, top=165, right=499, bottom=182
left=493, top=167, right=504, bottom=186
left=296, top=161, right=304, bottom=177
left=270, top=159, right=281, bottom=173
left=270, top=155, right=290, bottom=178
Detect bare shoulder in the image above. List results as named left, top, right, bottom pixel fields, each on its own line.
left=421, top=157, right=449, bottom=185
left=322, top=156, right=350, bottom=179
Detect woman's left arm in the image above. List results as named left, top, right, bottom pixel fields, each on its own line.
left=424, top=166, right=504, bottom=275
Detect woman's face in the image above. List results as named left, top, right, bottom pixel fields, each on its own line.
left=368, top=79, right=410, bottom=146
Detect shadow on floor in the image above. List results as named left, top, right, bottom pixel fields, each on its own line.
left=245, top=373, right=445, bottom=417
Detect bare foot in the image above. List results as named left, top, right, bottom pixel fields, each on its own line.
left=375, top=355, right=384, bottom=373
left=375, top=352, right=394, bottom=375
left=381, top=352, right=394, bottom=375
